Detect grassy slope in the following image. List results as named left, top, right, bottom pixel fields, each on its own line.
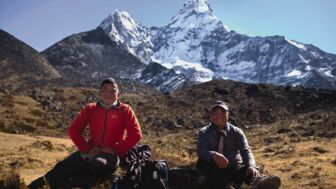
left=1, top=81, right=335, bottom=188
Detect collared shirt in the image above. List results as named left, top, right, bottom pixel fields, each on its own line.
left=197, top=123, right=256, bottom=168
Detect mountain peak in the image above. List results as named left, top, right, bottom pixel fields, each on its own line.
left=99, top=10, right=139, bottom=33
left=167, top=0, right=226, bottom=31
left=113, top=10, right=133, bottom=21
left=99, top=10, right=141, bottom=44
left=98, top=10, right=154, bottom=63
left=183, top=0, right=212, bottom=14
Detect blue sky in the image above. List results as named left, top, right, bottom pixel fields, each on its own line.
left=0, top=0, right=335, bottom=54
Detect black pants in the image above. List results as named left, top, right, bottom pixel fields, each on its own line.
left=196, top=159, right=252, bottom=189
left=35, top=151, right=118, bottom=189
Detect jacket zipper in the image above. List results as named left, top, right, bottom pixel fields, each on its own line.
left=101, top=109, right=109, bottom=145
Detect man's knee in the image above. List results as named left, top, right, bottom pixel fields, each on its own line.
left=89, top=153, right=119, bottom=177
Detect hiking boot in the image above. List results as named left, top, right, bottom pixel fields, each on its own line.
left=251, top=175, right=281, bottom=189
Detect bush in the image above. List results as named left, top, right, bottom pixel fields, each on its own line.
left=0, top=171, right=27, bottom=189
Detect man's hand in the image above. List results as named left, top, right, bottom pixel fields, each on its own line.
left=101, top=147, right=116, bottom=154
left=246, top=167, right=260, bottom=177
left=212, top=152, right=229, bottom=168
left=88, top=146, right=101, bottom=156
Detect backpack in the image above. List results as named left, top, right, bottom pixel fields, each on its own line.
left=111, top=160, right=170, bottom=189
left=121, top=144, right=152, bottom=167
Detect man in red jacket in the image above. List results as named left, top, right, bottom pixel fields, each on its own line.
left=29, top=78, right=142, bottom=189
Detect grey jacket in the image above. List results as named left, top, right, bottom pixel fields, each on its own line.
left=197, top=123, right=256, bottom=168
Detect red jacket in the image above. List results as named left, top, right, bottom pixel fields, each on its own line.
left=68, top=101, right=142, bottom=155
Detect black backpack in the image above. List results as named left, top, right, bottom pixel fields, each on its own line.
left=112, top=160, right=169, bottom=189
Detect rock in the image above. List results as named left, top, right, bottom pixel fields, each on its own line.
left=301, top=130, right=315, bottom=137
left=0, top=121, right=6, bottom=130
left=263, top=147, right=276, bottom=153
left=284, top=85, right=291, bottom=92
left=331, top=159, right=336, bottom=166
left=317, top=131, right=336, bottom=139
left=277, top=127, right=291, bottom=134
left=214, top=87, right=229, bottom=95
left=166, top=120, right=183, bottom=130
left=245, top=84, right=260, bottom=96
left=0, top=88, right=10, bottom=94
left=331, top=68, right=336, bottom=76
left=9, top=160, right=23, bottom=169
left=312, top=147, right=328, bottom=154
left=31, top=140, right=54, bottom=151
left=176, top=117, right=185, bottom=126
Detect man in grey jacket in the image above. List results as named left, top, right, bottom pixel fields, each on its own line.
left=196, top=101, right=281, bottom=189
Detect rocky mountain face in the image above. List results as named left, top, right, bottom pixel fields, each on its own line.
left=0, top=29, right=61, bottom=92
left=42, top=27, right=190, bottom=92
left=0, top=28, right=169, bottom=95
left=99, top=0, right=336, bottom=90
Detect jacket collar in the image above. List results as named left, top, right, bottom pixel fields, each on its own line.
left=97, top=100, right=121, bottom=110
left=210, top=122, right=230, bottom=132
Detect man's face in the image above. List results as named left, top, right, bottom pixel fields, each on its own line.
left=210, top=107, right=229, bottom=128
left=99, top=83, right=119, bottom=104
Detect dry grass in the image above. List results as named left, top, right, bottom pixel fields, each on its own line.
left=0, top=92, right=57, bottom=135
left=246, top=116, right=336, bottom=189
left=0, top=132, right=74, bottom=185
left=141, top=129, right=198, bottom=167
left=0, top=116, right=335, bottom=188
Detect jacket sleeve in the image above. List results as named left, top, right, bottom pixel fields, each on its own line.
left=236, top=128, right=256, bottom=167
left=114, top=105, right=142, bottom=155
left=197, top=129, right=216, bottom=162
left=68, top=104, right=92, bottom=153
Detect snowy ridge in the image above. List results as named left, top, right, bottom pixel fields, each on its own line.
left=99, top=10, right=154, bottom=63
left=97, top=0, right=336, bottom=90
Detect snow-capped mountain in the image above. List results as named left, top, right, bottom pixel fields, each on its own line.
left=99, top=10, right=155, bottom=64
left=151, top=0, right=229, bottom=82
left=98, top=0, right=336, bottom=90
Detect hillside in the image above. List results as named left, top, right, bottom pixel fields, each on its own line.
left=0, top=29, right=61, bottom=92
left=2, top=79, right=335, bottom=136
left=0, top=79, right=335, bottom=188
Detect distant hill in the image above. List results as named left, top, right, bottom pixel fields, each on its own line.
left=0, top=29, right=61, bottom=92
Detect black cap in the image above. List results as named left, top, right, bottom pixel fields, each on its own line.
left=100, top=78, right=117, bottom=89
left=211, top=100, right=229, bottom=111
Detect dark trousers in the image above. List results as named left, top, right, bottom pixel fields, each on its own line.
left=32, top=151, right=117, bottom=189
left=196, top=158, right=252, bottom=189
